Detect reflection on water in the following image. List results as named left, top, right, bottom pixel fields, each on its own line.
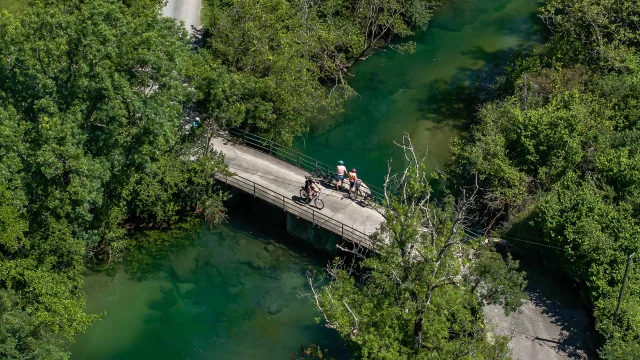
left=71, top=219, right=342, bottom=360
left=295, top=0, right=545, bottom=188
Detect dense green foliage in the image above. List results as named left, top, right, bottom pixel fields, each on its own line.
left=311, top=151, right=526, bottom=359
left=0, top=0, right=27, bottom=15
left=0, top=0, right=446, bottom=357
left=0, top=1, right=226, bottom=358
left=198, top=0, right=442, bottom=143
left=541, top=0, right=640, bottom=71
left=448, top=0, right=640, bottom=357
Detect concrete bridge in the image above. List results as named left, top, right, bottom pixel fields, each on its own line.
left=211, top=131, right=385, bottom=250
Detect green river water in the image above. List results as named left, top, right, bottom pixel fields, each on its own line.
left=295, top=0, right=544, bottom=187
left=71, top=197, right=343, bottom=359
left=71, top=1, right=544, bottom=358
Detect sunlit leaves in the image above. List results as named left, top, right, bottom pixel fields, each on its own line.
left=0, top=0, right=227, bottom=357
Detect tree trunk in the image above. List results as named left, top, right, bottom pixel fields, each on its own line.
left=413, top=315, right=424, bottom=354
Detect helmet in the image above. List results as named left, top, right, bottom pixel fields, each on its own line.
left=338, top=160, right=344, bottom=165
left=351, top=169, right=356, bottom=173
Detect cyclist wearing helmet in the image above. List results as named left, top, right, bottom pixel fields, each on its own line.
left=348, top=168, right=358, bottom=190
left=336, top=160, right=347, bottom=191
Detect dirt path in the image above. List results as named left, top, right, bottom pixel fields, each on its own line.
left=485, top=262, right=597, bottom=360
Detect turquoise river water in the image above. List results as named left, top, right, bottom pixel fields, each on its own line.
left=71, top=197, right=343, bottom=359
left=295, top=0, right=544, bottom=187
left=71, top=0, right=544, bottom=358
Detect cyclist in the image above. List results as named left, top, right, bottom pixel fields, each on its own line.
left=336, top=160, right=347, bottom=191
left=304, top=177, right=319, bottom=201
left=348, top=169, right=358, bottom=190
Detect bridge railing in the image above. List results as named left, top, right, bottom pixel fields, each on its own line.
left=227, top=128, right=385, bottom=202
left=216, top=172, right=375, bottom=249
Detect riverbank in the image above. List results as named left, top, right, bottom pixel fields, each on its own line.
left=71, top=188, right=596, bottom=360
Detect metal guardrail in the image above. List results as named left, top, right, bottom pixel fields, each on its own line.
left=216, top=172, right=375, bottom=249
left=227, top=128, right=385, bottom=202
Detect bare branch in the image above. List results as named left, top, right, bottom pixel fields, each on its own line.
left=306, top=270, right=334, bottom=328
left=336, top=243, right=367, bottom=260
left=343, top=300, right=359, bottom=336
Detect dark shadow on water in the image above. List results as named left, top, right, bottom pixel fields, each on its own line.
left=78, top=191, right=351, bottom=360
left=416, top=76, right=479, bottom=132
left=416, top=43, right=540, bottom=133
left=485, top=9, right=547, bottom=44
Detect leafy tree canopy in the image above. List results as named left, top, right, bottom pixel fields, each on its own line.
left=199, top=0, right=442, bottom=143
left=0, top=0, right=227, bottom=357
left=447, top=0, right=640, bottom=355
left=310, top=140, right=526, bottom=359
left=541, top=0, right=640, bottom=71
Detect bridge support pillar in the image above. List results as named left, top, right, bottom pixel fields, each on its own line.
left=285, top=213, right=338, bottom=253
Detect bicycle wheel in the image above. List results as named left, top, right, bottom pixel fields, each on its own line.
left=314, top=198, right=324, bottom=210
left=300, top=189, right=309, bottom=202
left=359, top=191, right=371, bottom=206
left=349, top=189, right=358, bottom=200
left=324, top=174, right=334, bottom=186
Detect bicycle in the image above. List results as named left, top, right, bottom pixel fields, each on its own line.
left=311, top=166, right=335, bottom=187
left=349, top=180, right=363, bottom=200
left=349, top=180, right=375, bottom=205
left=300, top=188, right=325, bottom=210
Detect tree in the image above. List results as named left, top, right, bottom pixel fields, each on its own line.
left=200, top=0, right=443, bottom=143
left=541, top=0, right=640, bottom=71
left=308, top=136, right=526, bottom=359
left=353, top=0, right=438, bottom=58
left=0, top=290, right=70, bottom=360
left=203, top=0, right=353, bottom=144
left=447, top=51, right=640, bottom=359
left=0, top=0, right=228, bottom=357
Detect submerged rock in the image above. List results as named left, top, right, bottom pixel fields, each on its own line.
left=169, top=247, right=199, bottom=280
left=256, top=250, right=269, bottom=261
left=176, top=282, right=196, bottom=296
left=279, top=271, right=305, bottom=291
left=267, top=301, right=285, bottom=315
left=227, top=284, right=244, bottom=295
left=265, top=244, right=276, bottom=252
left=246, top=259, right=267, bottom=270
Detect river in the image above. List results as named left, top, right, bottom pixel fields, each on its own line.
left=70, top=195, right=345, bottom=359
left=71, top=0, right=544, bottom=358
left=295, top=0, right=544, bottom=187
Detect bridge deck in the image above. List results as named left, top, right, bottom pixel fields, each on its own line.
left=211, top=137, right=384, bottom=248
